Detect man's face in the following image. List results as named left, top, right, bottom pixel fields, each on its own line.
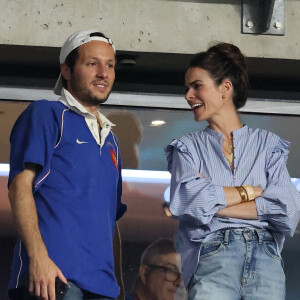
left=64, top=40, right=115, bottom=111
left=141, top=253, right=183, bottom=300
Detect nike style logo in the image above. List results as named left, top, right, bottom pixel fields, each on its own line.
left=76, top=139, right=89, bottom=144
left=106, top=142, right=114, bottom=148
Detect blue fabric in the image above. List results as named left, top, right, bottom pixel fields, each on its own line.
left=165, top=125, right=300, bottom=286
left=188, top=228, right=285, bottom=300
left=8, top=100, right=126, bottom=298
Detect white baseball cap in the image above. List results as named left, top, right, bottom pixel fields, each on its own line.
left=54, top=29, right=116, bottom=95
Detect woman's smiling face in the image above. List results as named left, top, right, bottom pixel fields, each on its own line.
left=185, top=67, right=226, bottom=123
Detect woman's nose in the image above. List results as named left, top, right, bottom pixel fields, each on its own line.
left=185, top=88, right=194, bottom=102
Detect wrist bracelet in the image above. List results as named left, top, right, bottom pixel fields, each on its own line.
left=235, top=186, right=248, bottom=202
left=242, top=185, right=255, bottom=200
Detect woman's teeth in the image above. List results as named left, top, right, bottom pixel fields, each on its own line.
left=191, top=103, right=203, bottom=109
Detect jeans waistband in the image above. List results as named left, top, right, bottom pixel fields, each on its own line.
left=213, top=228, right=274, bottom=245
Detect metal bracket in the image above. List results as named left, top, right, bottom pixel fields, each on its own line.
left=242, top=0, right=285, bottom=35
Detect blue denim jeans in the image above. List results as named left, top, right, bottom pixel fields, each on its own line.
left=8, top=281, right=117, bottom=300
left=188, top=228, right=285, bottom=300
left=64, top=281, right=116, bottom=300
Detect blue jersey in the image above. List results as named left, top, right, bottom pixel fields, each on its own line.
left=8, top=100, right=127, bottom=298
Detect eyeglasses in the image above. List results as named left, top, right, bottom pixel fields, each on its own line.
left=145, top=264, right=181, bottom=282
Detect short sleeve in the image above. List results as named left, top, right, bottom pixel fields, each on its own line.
left=8, top=101, right=60, bottom=188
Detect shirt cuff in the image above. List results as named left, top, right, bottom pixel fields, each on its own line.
left=255, top=196, right=267, bottom=219
left=214, top=185, right=226, bottom=208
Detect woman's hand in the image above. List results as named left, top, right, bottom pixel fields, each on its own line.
left=223, top=185, right=264, bottom=208
left=217, top=185, right=264, bottom=220
left=252, top=186, right=264, bottom=199
left=216, top=201, right=258, bottom=219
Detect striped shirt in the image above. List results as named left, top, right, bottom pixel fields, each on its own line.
left=165, top=125, right=300, bottom=286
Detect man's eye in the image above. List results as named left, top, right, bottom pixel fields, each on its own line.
left=88, top=62, right=96, bottom=66
left=166, top=268, right=177, bottom=275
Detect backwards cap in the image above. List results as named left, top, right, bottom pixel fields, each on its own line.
left=54, top=29, right=116, bottom=95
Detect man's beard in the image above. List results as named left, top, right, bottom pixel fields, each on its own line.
left=83, top=88, right=112, bottom=105
left=70, top=74, right=112, bottom=106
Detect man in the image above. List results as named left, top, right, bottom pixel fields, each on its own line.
left=8, top=29, right=127, bottom=300
left=126, top=238, right=186, bottom=300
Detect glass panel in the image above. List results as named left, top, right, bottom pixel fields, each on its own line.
left=0, top=100, right=299, bottom=299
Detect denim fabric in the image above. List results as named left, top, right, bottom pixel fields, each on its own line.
left=188, top=228, right=285, bottom=300
left=64, top=281, right=116, bottom=300
left=8, top=281, right=117, bottom=300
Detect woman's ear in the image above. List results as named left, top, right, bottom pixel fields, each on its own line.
left=60, top=63, right=71, bottom=81
left=221, top=79, right=233, bottom=98
left=139, top=265, right=148, bottom=284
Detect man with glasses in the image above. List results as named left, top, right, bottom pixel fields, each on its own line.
left=126, top=238, right=186, bottom=300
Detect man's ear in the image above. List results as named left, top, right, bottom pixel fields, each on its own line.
left=139, top=265, right=148, bottom=284
left=60, top=63, right=71, bottom=81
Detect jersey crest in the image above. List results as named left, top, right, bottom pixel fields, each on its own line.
left=110, top=149, right=118, bottom=170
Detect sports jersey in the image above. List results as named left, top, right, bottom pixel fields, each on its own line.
left=8, top=90, right=127, bottom=298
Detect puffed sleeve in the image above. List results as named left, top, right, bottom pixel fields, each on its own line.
left=255, top=138, right=300, bottom=237
left=8, top=101, right=60, bottom=190
left=165, top=137, right=226, bottom=226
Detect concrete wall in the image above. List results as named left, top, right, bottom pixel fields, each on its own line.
left=1, top=0, right=299, bottom=59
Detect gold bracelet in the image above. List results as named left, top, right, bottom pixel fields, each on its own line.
left=242, top=185, right=255, bottom=200
left=235, top=186, right=248, bottom=202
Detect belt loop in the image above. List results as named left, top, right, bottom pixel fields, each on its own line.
left=223, top=229, right=230, bottom=245
left=255, top=229, right=262, bottom=244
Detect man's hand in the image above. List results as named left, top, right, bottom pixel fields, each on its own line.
left=9, top=165, right=68, bottom=300
left=28, top=251, right=68, bottom=300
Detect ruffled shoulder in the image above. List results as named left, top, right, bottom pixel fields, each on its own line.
left=164, top=136, right=194, bottom=171
left=251, top=128, right=291, bottom=159
left=272, top=137, right=290, bottom=158
left=165, top=138, right=188, bottom=152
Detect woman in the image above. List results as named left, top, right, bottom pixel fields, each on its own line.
left=165, top=43, right=300, bottom=300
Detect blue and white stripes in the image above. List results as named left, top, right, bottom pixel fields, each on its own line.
left=165, top=125, right=300, bottom=286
